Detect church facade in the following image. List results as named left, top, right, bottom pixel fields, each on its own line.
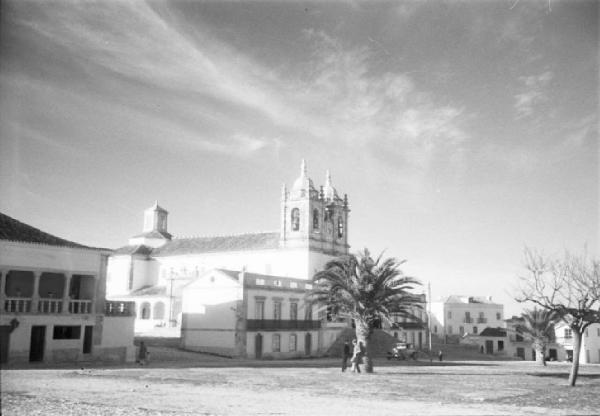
left=106, top=161, right=351, bottom=356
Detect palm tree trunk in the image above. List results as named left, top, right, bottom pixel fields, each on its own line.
left=534, top=341, right=546, bottom=366
left=568, top=330, right=582, bottom=387
left=355, top=320, right=373, bottom=373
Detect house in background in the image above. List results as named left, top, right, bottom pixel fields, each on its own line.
left=554, top=321, right=600, bottom=364
left=0, top=213, right=136, bottom=365
left=430, top=295, right=504, bottom=342
left=383, top=295, right=428, bottom=350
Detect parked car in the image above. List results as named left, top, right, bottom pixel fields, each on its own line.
left=387, top=342, right=418, bottom=360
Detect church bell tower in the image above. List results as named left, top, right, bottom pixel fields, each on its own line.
left=280, top=160, right=349, bottom=255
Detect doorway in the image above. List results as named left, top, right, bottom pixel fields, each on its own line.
left=485, top=340, right=493, bottom=354
left=83, top=326, right=93, bottom=354
left=0, top=326, right=10, bottom=364
left=29, top=326, right=46, bottom=362
left=254, top=333, right=262, bottom=359
left=304, top=333, right=312, bottom=356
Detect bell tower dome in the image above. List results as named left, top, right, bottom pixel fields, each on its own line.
left=280, top=161, right=349, bottom=256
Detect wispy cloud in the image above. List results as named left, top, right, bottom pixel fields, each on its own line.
left=295, top=29, right=469, bottom=171
left=8, top=2, right=470, bottom=171
left=514, top=70, right=553, bottom=118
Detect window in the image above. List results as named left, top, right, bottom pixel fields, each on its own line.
left=473, top=326, right=478, bottom=334
left=478, top=312, right=484, bottom=318
left=434, top=325, right=437, bottom=334
left=290, top=282, right=298, bottom=289
left=496, top=312, right=501, bottom=320
left=255, top=300, right=265, bottom=319
left=256, top=278, right=265, bottom=285
left=273, top=280, right=282, bottom=287
left=291, top=208, right=300, bottom=231
left=337, top=218, right=344, bottom=238
left=289, top=334, right=297, bottom=352
left=290, top=303, right=298, bottom=321
left=447, top=311, right=452, bottom=319
left=140, top=302, right=151, bottom=320
left=498, top=340, right=504, bottom=351
left=459, top=326, right=464, bottom=335
left=153, top=302, right=165, bottom=320
left=447, top=325, right=453, bottom=334
left=273, top=301, right=282, bottom=320
left=53, top=325, right=81, bottom=340
left=272, top=334, right=281, bottom=352
left=564, top=328, right=572, bottom=339
left=313, top=209, right=319, bottom=230
left=516, top=333, right=524, bottom=342
left=305, top=304, right=313, bottom=320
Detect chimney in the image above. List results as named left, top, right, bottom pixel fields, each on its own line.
left=238, top=266, right=246, bottom=283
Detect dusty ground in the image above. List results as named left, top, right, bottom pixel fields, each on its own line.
left=2, top=351, right=600, bottom=415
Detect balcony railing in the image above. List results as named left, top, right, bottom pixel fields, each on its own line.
left=68, top=300, right=92, bottom=314
left=463, top=318, right=473, bottom=323
left=4, top=297, right=32, bottom=313
left=477, top=317, right=487, bottom=324
left=105, top=301, right=136, bottom=317
left=246, top=319, right=321, bottom=331
left=2, top=297, right=101, bottom=315
left=38, top=298, right=63, bottom=314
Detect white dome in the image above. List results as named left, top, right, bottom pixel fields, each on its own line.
left=291, top=159, right=314, bottom=192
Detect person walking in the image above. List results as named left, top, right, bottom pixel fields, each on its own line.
left=341, top=341, right=351, bottom=372
left=138, top=341, right=148, bottom=366
left=438, top=350, right=443, bottom=362
left=351, top=339, right=362, bottom=373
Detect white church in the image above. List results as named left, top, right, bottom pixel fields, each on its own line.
left=107, top=161, right=353, bottom=357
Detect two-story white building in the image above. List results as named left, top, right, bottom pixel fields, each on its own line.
left=554, top=322, right=600, bottom=364
left=0, top=213, right=136, bottom=365
left=430, top=295, right=504, bottom=342
left=181, top=269, right=325, bottom=358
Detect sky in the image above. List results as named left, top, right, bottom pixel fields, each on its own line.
left=0, top=0, right=597, bottom=316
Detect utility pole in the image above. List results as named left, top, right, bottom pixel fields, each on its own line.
left=428, top=281, right=433, bottom=363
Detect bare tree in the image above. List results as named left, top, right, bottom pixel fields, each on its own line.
left=516, top=248, right=600, bottom=386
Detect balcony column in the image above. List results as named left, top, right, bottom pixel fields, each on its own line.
left=32, top=271, right=41, bottom=313
left=0, top=269, right=7, bottom=310
left=63, top=273, right=73, bottom=314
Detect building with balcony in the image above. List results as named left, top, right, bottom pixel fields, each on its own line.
left=181, top=269, right=324, bottom=358
left=430, top=295, right=504, bottom=342
left=0, top=213, right=136, bottom=365
left=106, top=161, right=351, bottom=340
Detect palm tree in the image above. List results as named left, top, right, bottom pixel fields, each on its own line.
left=306, top=249, right=422, bottom=373
left=515, top=308, right=559, bottom=366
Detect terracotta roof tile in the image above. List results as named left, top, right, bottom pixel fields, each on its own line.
left=0, top=212, right=93, bottom=249
left=113, top=244, right=154, bottom=256
left=152, top=232, right=280, bottom=256
left=479, top=327, right=507, bottom=337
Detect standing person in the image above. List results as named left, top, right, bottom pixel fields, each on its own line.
left=138, top=341, right=148, bottom=366
left=438, top=350, right=443, bottom=362
left=341, top=341, right=351, bottom=372
left=351, top=339, right=362, bottom=373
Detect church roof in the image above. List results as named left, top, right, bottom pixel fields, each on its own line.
left=113, top=244, right=154, bottom=256
left=128, top=285, right=167, bottom=296
left=131, top=230, right=173, bottom=240
left=0, top=212, right=96, bottom=249
left=152, top=232, right=280, bottom=256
